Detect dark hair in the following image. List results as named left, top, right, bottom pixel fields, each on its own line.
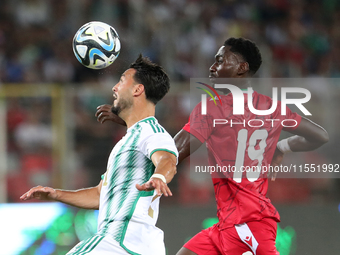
left=129, top=54, right=170, bottom=105
left=224, top=38, right=262, bottom=75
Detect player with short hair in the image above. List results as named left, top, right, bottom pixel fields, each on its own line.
left=21, top=54, right=178, bottom=255
left=174, top=38, right=329, bottom=255
left=95, top=38, right=329, bottom=255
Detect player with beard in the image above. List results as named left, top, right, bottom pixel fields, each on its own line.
left=20, top=55, right=178, bottom=255
left=95, top=38, right=328, bottom=255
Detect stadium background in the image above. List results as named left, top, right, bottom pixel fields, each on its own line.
left=0, top=0, right=339, bottom=254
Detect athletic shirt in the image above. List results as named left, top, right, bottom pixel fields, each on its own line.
left=97, top=116, right=178, bottom=253
left=183, top=90, right=301, bottom=230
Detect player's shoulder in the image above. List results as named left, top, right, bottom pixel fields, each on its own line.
left=203, top=94, right=233, bottom=117
left=253, top=90, right=272, bottom=100
left=252, top=90, right=278, bottom=108
left=137, top=117, right=169, bottom=135
left=205, top=94, right=233, bottom=106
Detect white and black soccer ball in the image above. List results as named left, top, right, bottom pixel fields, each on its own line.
left=72, top=21, right=121, bottom=69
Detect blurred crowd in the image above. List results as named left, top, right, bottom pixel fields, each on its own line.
left=1, top=0, right=340, bottom=84
left=1, top=0, right=340, bottom=204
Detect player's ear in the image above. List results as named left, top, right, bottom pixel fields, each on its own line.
left=237, top=62, right=249, bottom=76
left=133, top=83, right=145, bottom=97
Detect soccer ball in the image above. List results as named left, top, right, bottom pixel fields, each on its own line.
left=72, top=21, right=121, bottom=69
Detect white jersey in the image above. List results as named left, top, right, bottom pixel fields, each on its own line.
left=97, top=116, right=178, bottom=254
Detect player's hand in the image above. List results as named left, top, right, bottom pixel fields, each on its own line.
left=269, top=148, right=284, bottom=181
left=95, top=104, right=126, bottom=125
left=20, top=186, right=58, bottom=201
left=136, top=178, right=172, bottom=197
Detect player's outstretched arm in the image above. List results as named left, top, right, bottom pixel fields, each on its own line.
left=95, top=104, right=126, bottom=126
left=20, top=181, right=103, bottom=210
left=136, top=151, right=177, bottom=197
left=279, top=117, right=329, bottom=153
left=272, top=117, right=328, bottom=181
left=174, top=129, right=203, bottom=164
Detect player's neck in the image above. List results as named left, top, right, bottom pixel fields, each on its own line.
left=237, top=84, right=252, bottom=90
left=235, top=78, right=251, bottom=90
left=215, top=77, right=251, bottom=90
left=219, top=79, right=252, bottom=95
left=121, top=101, right=155, bottom=128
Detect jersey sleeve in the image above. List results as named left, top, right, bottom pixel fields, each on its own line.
left=282, top=106, right=302, bottom=131
left=141, top=131, right=178, bottom=164
left=182, top=119, right=190, bottom=133
left=183, top=102, right=215, bottom=143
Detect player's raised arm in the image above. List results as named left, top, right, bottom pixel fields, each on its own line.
left=20, top=180, right=103, bottom=210
left=277, top=117, right=329, bottom=153
left=136, top=150, right=177, bottom=197
left=95, top=104, right=126, bottom=126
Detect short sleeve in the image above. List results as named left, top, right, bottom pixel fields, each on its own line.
left=142, top=132, right=178, bottom=164
left=282, top=106, right=302, bottom=131
left=184, top=102, right=214, bottom=143
left=182, top=119, right=190, bottom=133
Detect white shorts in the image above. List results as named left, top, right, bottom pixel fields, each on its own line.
left=66, top=232, right=166, bottom=255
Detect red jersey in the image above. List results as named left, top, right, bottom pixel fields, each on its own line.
left=183, top=90, right=301, bottom=229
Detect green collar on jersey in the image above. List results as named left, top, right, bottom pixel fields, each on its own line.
left=138, top=116, right=157, bottom=124
left=127, top=116, right=157, bottom=131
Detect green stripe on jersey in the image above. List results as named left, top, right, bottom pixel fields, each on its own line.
left=150, top=148, right=177, bottom=158
left=155, top=124, right=162, bottom=133
left=148, top=120, right=157, bottom=133
left=101, top=127, right=139, bottom=235
left=68, top=235, right=104, bottom=255
left=119, top=190, right=154, bottom=255
left=139, top=117, right=165, bottom=133
left=139, top=116, right=155, bottom=124
left=112, top=125, right=142, bottom=241
left=78, top=235, right=104, bottom=255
